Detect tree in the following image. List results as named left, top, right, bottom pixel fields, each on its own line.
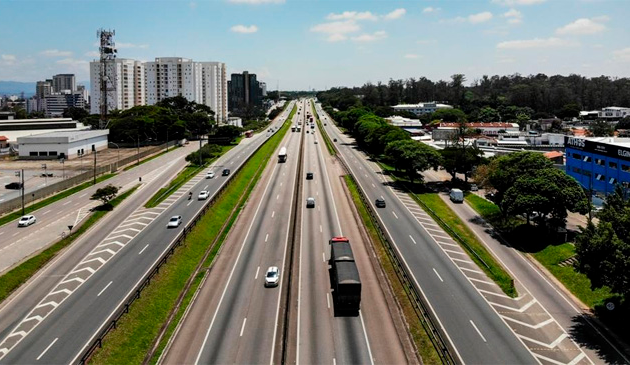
left=63, top=106, right=89, bottom=121
left=440, top=145, right=484, bottom=182
left=589, top=120, right=614, bottom=137
left=430, top=108, right=467, bottom=123
left=477, top=106, right=500, bottom=123
left=215, top=125, right=242, bottom=141
left=90, top=184, right=119, bottom=206
left=384, top=140, right=441, bottom=182
left=556, top=103, right=581, bottom=120
left=615, top=116, right=630, bottom=130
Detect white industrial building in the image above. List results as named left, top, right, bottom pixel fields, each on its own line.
left=90, top=57, right=227, bottom=122
left=17, top=130, right=109, bottom=160
left=392, top=102, right=452, bottom=116
left=0, top=118, right=90, bottom=143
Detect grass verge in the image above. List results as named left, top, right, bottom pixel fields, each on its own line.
left=343, top=175, right=440, bottom=364
left=89, top=108, right=294, bottom=364
left=123, top=146, right=179, bottom=171
left=311, top=103, right=336, bottom=156
left=0, top=173, right=116, bottom=228
left=413, top=193, right=516, bottom=297
left=0, top=184, right=138, bottom=303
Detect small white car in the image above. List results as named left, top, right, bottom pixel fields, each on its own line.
left=206, top=171, right=215, bottom=179
left=265, top=266, right=280, bottom=287
left=314, top=140, right=318, bottom=144
left=167, top=215, right=182, bottom=228
left=198, top=190, right=210, bottom=200
left=18, top=215, right=36, bottom=227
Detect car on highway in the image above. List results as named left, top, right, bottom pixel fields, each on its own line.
left=375, top=198, right=386, bottom=208
left=5, top=182, right=23, bottom=190
left=206, top=171, right=215, bottom=179
left=306, top=172, right=314, bottom=180
left=222, top=168, right=231, bottom=176
left=198, top=190, right=210, bottom=200
left=17, top=215, right=36, bottom=227
left=264, top=266, right=280, bottom=287
left=333, top=138, right=337, bottom=142
left=314, top=140, right=318, bottom=144
left=306, top=197, right=315, bottom=208
left=167, top=215, right=183, bottom=228
left=470, top=184, right=478, bottom=191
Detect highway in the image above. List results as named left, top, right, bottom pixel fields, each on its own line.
left=0, top=101, right=295, bottom=364
left=314, top=102, right=542, bottom=364
left=161, top=99, right=303, bottom=364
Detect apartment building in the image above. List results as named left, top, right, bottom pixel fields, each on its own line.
left=52, top=74, right=76, bottom=93
left=89, top=58, right=145, bottom=114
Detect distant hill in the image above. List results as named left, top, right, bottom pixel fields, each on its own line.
left=0, top=81, right=36, bottom=97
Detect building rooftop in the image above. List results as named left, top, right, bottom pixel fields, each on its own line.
left=17, top=129, right=108, bottom=142
left=439, top=122, right=519, bottom=128
left=580, top=136, right=630, bottom=148
left=393, top=102, right=452, bottom=108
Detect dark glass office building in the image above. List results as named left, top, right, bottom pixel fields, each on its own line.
left=227, top=71, right=263, bottom=112
left=565, top=136, right=630, bottom=195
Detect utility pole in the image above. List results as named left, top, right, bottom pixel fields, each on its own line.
left=15, top=170, right=24, bottom=216
left=41, top=163, right=47, bottom=186
left=199, top=130, right=202, bottom=167
left=92, top=144, right=97, bottom=185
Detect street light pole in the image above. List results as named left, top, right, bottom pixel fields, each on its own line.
left=15, top=170, right=24, bottom=216
left=41, top=163, right=47, bottom=186
left=92, top=144, right=96, bottom=185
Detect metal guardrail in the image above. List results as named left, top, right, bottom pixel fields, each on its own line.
left=316, top=106, right=457, bottom=365
left=78, top=115, right=292, bottom=365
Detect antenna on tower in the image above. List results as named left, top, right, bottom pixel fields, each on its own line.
left=97, top=28, right=117, bottom=129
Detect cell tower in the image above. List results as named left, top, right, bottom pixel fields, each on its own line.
left=97, top=29, right=117, bottom=129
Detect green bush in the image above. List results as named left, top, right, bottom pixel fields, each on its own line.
left=185, top=143, right=222, bottom=165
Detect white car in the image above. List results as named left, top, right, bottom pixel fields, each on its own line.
left=314, top=140, right=318, bottom=144
left=17, top=215, right=36, bottom=227
left=167, top=215, right=182, bottom=228
left=206, top=171, right=215, bottom=179
left=265, top=266, right=280, bottom=287
left=198, top=190, right=209, bottom=200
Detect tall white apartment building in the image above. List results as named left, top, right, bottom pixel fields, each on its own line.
left=90, top=58, right=145, bottom=114
left=90, top=57, right=227, bottom=122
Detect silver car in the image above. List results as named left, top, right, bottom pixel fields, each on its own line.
left=167, top=215, right=182, bottom=228
left=265, top=266, right=280, bottom=287
left=18, top=215, right=36, bottom=227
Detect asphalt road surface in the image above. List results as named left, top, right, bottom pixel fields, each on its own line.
left=0, top=102, right=295, bottom=364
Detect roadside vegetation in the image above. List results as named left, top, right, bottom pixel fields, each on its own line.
left=343, top=175, right=440, bottom=364
left=0, top=185, right=138, bottom=303
left=311, top=102, right=335, bottom=156
left=0, top=173, right=115, bottom=227
left=89, top=106, right=294, bottom=364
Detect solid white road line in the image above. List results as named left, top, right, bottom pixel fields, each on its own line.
left=371, top=183, right=375, bottom=188
left=97, top=281, right=113, bottom=297
left=277, top=194, right=280, bottom=200
left=327, top=293, right=330, bottom=309
left=433, top=268, right=444, bottom=282
left=409, top=235, right=417, bottom=244
left=255, top=266, right=260, bottom=280
left=138, top=244, right=149, bottom=255
left=322, top=252, right=326, bottom=262
left=12, top=232, right=19, bottom=237
left=78, top=193, right=87, bottom=198
left=319, top=225, right=322, bottom=233
left=470, top=320, right=487, bottom=342
left=187, top=201, right=193, bottom=206
left=265, top=234, right=269, bottom=242
left=240, top=318, right=247, bottom=337
left=36, top=337, right=58, bottom=361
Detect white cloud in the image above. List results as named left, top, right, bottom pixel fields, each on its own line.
left=502, top=8, right=522, bottom=24
left=116, top=42, right=149, bottom=49
left=231, top=25, right=258, bottom=33
left=84, top=51, right=100, bottom=58
left=0, top=54, right=17, bottom=66
left=384, top=8, right=406, bottom=20
left=324, top=34, right=346, bottom=42
left=405, top=54, right=420, bottom=59
left=556, top=18, right=607, bottom=35
left=228, top=0, right=284, bottom=3
left=311, top=20, right=360, bottom=34
left=469, top=11, right=493, bottom=24
left=497, top=57, right=516, bottom=63
left=592, top=15, right=610, bottom=22
left=351, top=31, right=387, bottom=42
left=423, top=7, right=440, bottom=13
left=613, top=47, right=630, bottom=62
left=492, top=0, right=546, bottom=5
left=41, top=49, right=73, bottom=57
left=496, top=37, right=579, bottom=49
left=326, top=11, right=377, bottom=21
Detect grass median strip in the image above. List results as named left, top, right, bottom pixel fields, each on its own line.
left=89, top=107, right=294, bottom=364
left=0, top=173, right=116, bottom=228
left=0, top=184, right=138, bottom=303
left=343, top=175, right=439, bottom=364
left=412, top=193, right=516, bottom=297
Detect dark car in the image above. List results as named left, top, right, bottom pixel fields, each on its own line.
left=5, top=182, right=23, bottom=190
left=333, top=138, right=337, bottom=142
left=375, top=198, right=386, bottom=208
left=306, top=172, right=314, bottom=180
left=222, top=168, right=231, bottom=176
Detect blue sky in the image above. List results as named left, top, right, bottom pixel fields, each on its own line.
left=0, top=0, right=629, bottom=90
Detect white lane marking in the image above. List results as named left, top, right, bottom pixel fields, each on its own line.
left=359, top=312, right=375, bottom=365
left=138, top=244, right=149, bottom=255
left=265, top=234, right=269, bottom=242
left=187, top=201, right=193, bottom=206
left=12, top=232, right=19, bottom=237
left=272, top=211, right=275, bottom=218
left=255, top=266, right=260, bottom=280
left=36, top=337, right=58, bottom=361
left=433, top=268, right=444, bottom=282
left=78, top=193, right=87, bottom=198
left=62, top=200, right=72, bottom=206
left=240, top=318, right=247, bottom=337
left=409, top=235, right=417, bottom=244
left=204, top=185, right=208, bottom=190
left=371, top=183, right=375, bottom=188
left=316, top=191, right=318, bottom=196
left=322, top=252, right=326, bottom=262
left=327, top=293, right=330, bottom=309
left=470, top=320, right=487, bottom=342
left=333, top=358, right=336, bottom=365
left=97, top=281, right=113, bottom=297
left=392, top=211, right=398, bottom=219
left=320, top=225, right=322, bottom=233
left=43, top=210, right=52, bottom=215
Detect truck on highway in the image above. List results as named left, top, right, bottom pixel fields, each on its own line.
left=329, top=237, right=361, bottom=312
left=278, top=147, right=287, bottom=163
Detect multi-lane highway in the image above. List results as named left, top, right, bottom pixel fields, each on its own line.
left=0, top=101, right=295, bottom=363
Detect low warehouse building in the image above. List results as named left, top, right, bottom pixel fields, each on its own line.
left=17, top=130, right=109, bottom=160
